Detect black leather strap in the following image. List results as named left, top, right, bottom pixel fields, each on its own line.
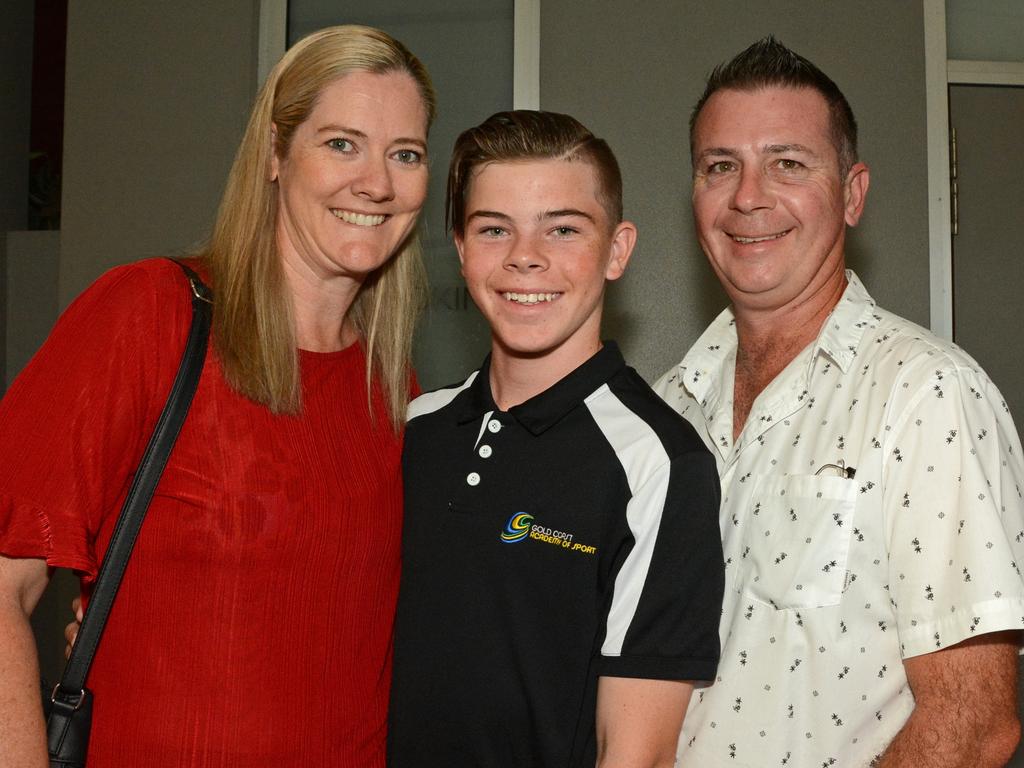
left=52, top=259, right=212, bottom=706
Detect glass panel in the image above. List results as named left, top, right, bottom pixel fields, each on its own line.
left=946, top=0, right=1024, bottom=62
left=289, top=1, right=514, bottom=389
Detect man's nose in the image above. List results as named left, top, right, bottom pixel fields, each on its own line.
left=730, top=165, right=774, bottom=213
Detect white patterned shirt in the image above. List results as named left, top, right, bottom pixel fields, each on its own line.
left=653, top=272, right=1024, bottom=767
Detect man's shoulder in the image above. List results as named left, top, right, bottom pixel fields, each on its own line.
left=862, top=304, right=988, bottom=382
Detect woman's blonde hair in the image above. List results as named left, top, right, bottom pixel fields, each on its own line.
left=202, top=25, right=435, bottom=428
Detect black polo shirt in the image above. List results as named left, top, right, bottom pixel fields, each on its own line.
left=388, top=343, right=723, bottom=767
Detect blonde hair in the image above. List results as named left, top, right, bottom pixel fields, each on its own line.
left=202, top=25, right=435, bottom=428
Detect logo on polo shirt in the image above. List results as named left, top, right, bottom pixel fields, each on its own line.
left=499, top=512, right=597, bottom=555
left=500, top=512, right=534, bottom=543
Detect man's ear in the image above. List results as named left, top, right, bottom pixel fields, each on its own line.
left=605, top=220, right=638, bottom=282
left=843, top=162, right=870, bottom=227
left=269, top=124, right=281, bottom=182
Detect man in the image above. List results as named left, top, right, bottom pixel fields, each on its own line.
left=654, top=37, right=1024, bottom=767
left=388, top=111, right=724, bottom=767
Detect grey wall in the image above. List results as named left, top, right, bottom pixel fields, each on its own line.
left=0, top=0, right=36, bottom=386
left=541, top=0, right=931, bottom=383
left=58, top=0, right=261, bottom=307
left=6, top=231, right=59, bottom=389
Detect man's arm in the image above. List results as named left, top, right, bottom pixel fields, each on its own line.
left=595, top=675, right=692, bottom=768
left=0, top=554, right=51, bottom=768
left=876, top=631, right=1020, bottom=767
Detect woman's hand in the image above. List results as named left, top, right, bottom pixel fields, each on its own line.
left=64, top=596, right=83, bottom=658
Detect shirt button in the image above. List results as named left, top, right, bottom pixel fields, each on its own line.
left=466, top=472, right=481, bottom=486
left=487, top=419, right=502, bottom=433
left=478, top=444, right=493, bottom=458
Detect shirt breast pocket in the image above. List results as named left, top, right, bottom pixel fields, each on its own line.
left=742, top=473, right=857, bottom=610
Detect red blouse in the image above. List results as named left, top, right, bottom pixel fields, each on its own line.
left=0, top=259, right=404, bottom=766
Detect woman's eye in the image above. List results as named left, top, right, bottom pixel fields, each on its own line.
left=327, top=138, right=354, bottom=152
left=394, top=149, right=423, bottom=164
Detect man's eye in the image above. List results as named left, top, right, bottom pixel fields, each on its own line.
left=707, top=161, right=734, bottom=174
left=327, top=138, right=354, bottom=152
left=394, top=149, right=423, bottom=164
left=777, top=158, right=803, bottom=170
left=482, top=227, right=506, bottom=237
left=553, top=226, right=577, bottom=236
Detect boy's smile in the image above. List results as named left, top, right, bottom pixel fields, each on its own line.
left=455, top=158, right=636, bottom=398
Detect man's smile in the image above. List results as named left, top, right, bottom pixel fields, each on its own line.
left=728, top=229, right=792, bottom=244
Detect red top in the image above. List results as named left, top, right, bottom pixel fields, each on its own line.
left=0, top=259, right=405, bottom=766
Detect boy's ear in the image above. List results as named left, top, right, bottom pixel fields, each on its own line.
left=454, top=232, right=466, bottom=274
left=604, top=221, right=637, bottom=282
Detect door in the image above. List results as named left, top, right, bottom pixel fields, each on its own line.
left=949, top=84, right=1024, bottom=431
left=949, top=82, right=1024, bottom=768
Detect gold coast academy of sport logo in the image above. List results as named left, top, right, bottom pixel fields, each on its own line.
left=499, top=512, right=596, bottom=554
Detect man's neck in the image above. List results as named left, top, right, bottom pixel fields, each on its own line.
left=731, top=271, right=847, bottom=440
left=488, top=338, right=602, bottom=411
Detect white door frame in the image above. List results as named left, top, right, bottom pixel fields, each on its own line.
left=514, top=0, right=541, bottom=109
left=923, top=0, right=1024, bottom=341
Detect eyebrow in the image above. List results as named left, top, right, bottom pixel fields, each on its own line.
left=696, top=143, right=817, bottom=161
left=695, top=147, right=737, bottom=162
left=315, top=124, right=427, bottom=150
left=465, top=210, right=512, bottom=224
left=764, top=143, right=815, bottom=155
left=541, top=209, right=595, bottom=223
left=464, top=209, right=597, bottom=225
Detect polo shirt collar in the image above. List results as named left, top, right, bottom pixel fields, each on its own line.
left=457, top=341, right=627, bottom=436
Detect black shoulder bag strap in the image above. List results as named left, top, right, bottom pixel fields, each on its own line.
left=44, top=259, right=213, bottom=766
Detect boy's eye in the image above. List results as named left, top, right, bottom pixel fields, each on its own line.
left=327, top=138, right=354, bottom=152
left=553, top=226, right=577, bottom=236
left=481, top=226, right=506, bottom=237
left=394, top=149, right=423, bottom=164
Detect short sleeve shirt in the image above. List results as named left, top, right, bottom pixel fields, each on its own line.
left=0, top=259, right=405, bottom=767
left=390, top=342, right=724, bottom=767
left=653, top=272, right=1024, bottom=767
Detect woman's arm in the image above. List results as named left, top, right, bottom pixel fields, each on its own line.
left=0, top=554, right=51, bottom=768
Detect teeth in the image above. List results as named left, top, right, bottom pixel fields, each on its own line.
left=732, top=231, right=788, bottom=244
left=503, top=291, right=560, bottom=305
left=332, top=210, right=386, bottom=226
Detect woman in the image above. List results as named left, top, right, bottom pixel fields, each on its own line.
left=0, top=25, right=433, bottom=766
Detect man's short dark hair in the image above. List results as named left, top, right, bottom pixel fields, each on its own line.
left=446, top=110, right=623, bottom=237
left=690, top=36, right=858, bottom=176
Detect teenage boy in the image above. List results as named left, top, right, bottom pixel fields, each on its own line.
left=387, top=110, right=724, bottom=767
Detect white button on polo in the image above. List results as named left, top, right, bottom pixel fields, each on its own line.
left=466, top=472, right=481, bottom=486
left=487, top=419, right=502, bottom=433
left=478, top=444, right=493, bottom=459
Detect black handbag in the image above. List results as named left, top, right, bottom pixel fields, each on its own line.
left=41, top=260, right=212, bottom=767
